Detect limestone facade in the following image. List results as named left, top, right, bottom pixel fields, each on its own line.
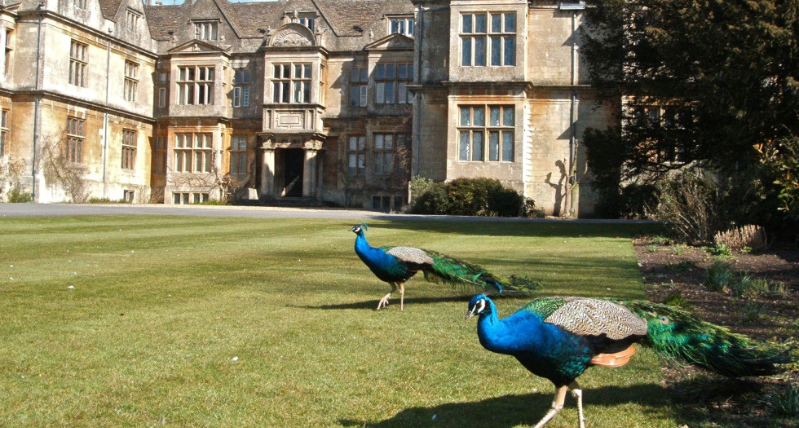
left=0, top=0, right=618, bottom=216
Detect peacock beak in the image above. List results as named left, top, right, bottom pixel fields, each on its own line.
left=465, top=307, right=477, bottom=321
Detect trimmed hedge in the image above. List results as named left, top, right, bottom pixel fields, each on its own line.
left=410, top=176, right=529, bottom=217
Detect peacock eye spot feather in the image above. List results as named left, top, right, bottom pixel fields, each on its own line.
left=659, top=316, right=670, bottom=325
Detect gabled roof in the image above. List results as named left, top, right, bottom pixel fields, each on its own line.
left=363, top=33, right=413, bottom=51
left=144, top=0, right=409, bottom=43
left=98, top=0, right=124, bottom=20
left=143, top=4, right=185, bottom=40
left=312, top=0, right=385, bottom=36
left=228, top=2, right=281, bottom=38
left=168, top=38, right=232, bottom=54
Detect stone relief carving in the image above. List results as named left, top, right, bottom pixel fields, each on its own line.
left=270, top=26, right=314, bottom=47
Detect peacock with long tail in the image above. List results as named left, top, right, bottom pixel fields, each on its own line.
left=350, top=223, right=541, bottom=310
left=465, top=294, right=792, bottom=428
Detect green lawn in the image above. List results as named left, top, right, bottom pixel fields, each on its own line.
left=0, top=216, right=674, bottom=427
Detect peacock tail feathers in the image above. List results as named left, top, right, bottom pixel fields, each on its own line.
left=420, top=250, right=544, bottom=295
left=622, top=300, right=791, bottom=377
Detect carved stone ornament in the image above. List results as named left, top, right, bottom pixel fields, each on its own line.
left=270, top=25, right=314, bottom=48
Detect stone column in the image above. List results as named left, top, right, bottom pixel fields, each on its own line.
left=302, top=147, right=317, bottom=197
left=260, top=145, right=276, bottom=199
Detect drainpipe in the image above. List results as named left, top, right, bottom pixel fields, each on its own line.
left=102, top=29, right=112, bottom=198
left=31, top=2, right=45, bottom=202
left=566, top=10, right=579, bottom=218
left=412, top=4, right=449, bottom=182
left=412, top=3, right=423, bottom=180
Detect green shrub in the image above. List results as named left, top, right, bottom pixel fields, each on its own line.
left=523, top=198, right=546, bottom=218
left=655, top=171, right=727, bottom=245
left=741, top=299, right=766, bottom=323
left=410, top=177, right=525, bottom=217
left=709, top=242, right=732, bottom=257
left=704, top=261, right=736, bottom=292
left=7, top=184, right=32, bottom=203
left=768, top=383, right=799, bottom=417
left=663, top=292, right=692, bottom=309
left=619, top=183, right=659, bottom=219
left=729, top=274, right=764, bottom=298
left=446, top=177, right=494, bottom=216
left=486, top=185, right=524, bottom=217
left=664, top=261, right=696, bottom=271
left=410, top=179, right=448, bottom=215
left=88, top=197, right=128, bottom=204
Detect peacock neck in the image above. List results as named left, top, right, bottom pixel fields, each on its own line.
left=477, top=299, right=548, bottom=355
left=354, top=231, right=374, bottom=256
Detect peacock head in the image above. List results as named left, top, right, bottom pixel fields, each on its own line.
left=465, top=294, right=492, bottom=321
left=350, top=222, right=368, bottom=235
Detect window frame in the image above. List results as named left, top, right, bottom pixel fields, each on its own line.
left=347, top=135, right=366, bottom=176
left=460, top=12, right=516, bottom=67
left=372, top=133, right=408, bottom=175
left=272, top=63, right=312, bottom=104
left=174, top=133, right=213, bottom=173
left=229, top=135, right=248, bottom=178
left=349, top=66, right=368, bottom=107
left=389, top=16, right=414, bottom=37
left=194, top=21, right=218, bottom=41
left=0, top=109, right=7, bottom=157
left=121, top=129, right=137, bottom=170
left=233, top=69, right=251, bottom=108
left=153, top=136, right=167, bottom=174
left=374, top=63, right=413, bottom=105
left=66, top=116, right=85, bottom=163
left=176, top=65, right=215, bottom=106
left=69, top=40, right=88, bottom=87
left=3, top=29, right=12, bottom=76
left=126, top=9, right=141, bottom=32
left=457, top=105, right=515, bottom=162
left=124, top=60, right=139, bottom=102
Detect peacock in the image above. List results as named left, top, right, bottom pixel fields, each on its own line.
left=465, top=294, right=792, bottom=428
left=350, top=223, right=541, bottom=310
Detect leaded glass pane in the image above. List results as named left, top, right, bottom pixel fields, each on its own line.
left=475, top=37, right=486, bottom=66
left=459, top=131, right=470, bottom=160
left=502, top=132, right=514, bottom=161
left=473, top=131, right=483, bottom=161
left=503, top=107, right=514, bottom=126
left=474, top=107, right=485, bottom=126
left=490, top=107, right=500, bottom=126
left=475, top=14, right=486, bottom=33
left=489, top=131, right=499, bottom=161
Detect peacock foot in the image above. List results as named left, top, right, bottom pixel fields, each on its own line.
left=377, top=293, right=392, bottom=310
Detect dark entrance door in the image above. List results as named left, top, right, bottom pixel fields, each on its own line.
left=282, top=149, right=304, bottom=197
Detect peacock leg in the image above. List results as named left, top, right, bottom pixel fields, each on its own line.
left=568, top=381, right=585, bottom=428
left=399, top=282, right=405, bottom=311
left=377, top=283, right=398, bottom=310
left=532, top=385, right=569, bottom=428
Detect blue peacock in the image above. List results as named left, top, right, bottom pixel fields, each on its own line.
left=465, top=294, right=792, bottom=428
left=350, top=223, right=542, bottom=310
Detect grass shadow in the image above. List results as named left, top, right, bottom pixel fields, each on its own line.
left=296, top=295, right=474, bottom=310
left=339, top=383, right=670, bottom=428
left=357, top=219, right=663, bottom=239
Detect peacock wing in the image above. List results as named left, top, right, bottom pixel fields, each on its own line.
left=543, top=298, right=648, bottom=340
left=517, top=296, right=568, bottom=319
left=385, top=246, right=435, bottom=267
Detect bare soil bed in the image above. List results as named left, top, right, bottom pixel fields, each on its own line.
left=634, top=237, right=799, bottom=427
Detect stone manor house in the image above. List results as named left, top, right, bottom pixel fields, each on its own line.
left=0, top=0, right=613, bottom=216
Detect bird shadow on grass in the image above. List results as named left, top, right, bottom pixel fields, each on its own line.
left=296, top=295, right=471, bottom=310
left=339, top=384, right=670, bottom=428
